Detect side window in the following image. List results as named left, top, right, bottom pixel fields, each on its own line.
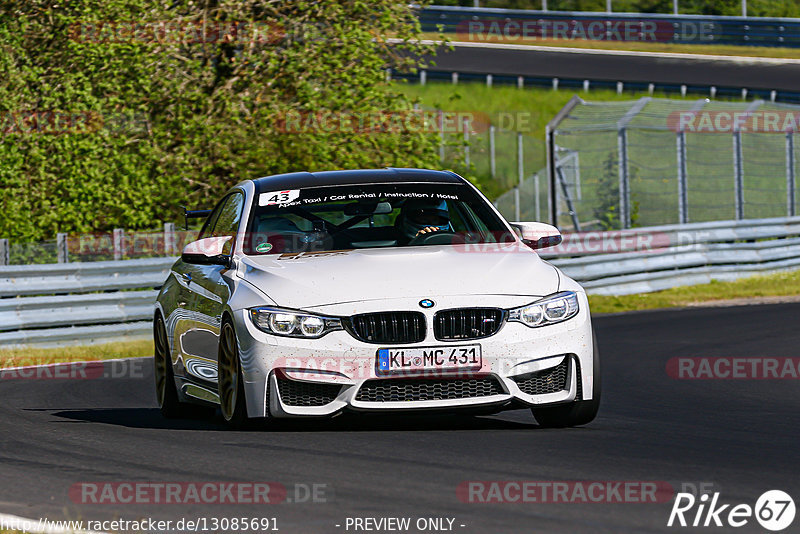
left=198, top=203, right=224, bottom=240
left=212, top=193, right=245, bottom=255
left=198, top=193, right=245, bottom=255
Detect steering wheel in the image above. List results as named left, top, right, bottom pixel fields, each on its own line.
left=407, top=230, right=458, bottom=246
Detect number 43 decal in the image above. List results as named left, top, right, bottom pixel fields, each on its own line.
left=259, top=189, right=301, bottom=206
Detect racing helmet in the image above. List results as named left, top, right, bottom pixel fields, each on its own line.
left=398, top=199, right=451, bottom=241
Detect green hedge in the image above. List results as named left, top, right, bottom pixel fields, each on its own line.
left=0, top=1, right=444, bottom=241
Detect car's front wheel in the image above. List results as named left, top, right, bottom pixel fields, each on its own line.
left=532, top=331, right=601, bottom=428
left=154, top=315, right=185, bottom=418
left=218, top=320, right=249, bottom=428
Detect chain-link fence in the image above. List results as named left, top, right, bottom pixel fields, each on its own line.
left=0, top=225, right=198, bottom=266
left=543, top=96, right=800, bottom=231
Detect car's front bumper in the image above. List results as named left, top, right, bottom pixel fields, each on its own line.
left=234, top=293, right=594, bottom=419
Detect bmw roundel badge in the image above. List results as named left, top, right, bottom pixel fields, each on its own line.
left=419, top=299, right=435, bottom=309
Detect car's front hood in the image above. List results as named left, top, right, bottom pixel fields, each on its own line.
left=238, top=242, right=560, bottom=308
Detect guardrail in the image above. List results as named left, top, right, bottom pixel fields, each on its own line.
left=541, top=216, right=800, bottom=294
left=0, top=257, right=174, bottom=347
left=419, top=5, right=800, bottom=48
left=2, top=216, right=800, bottom=347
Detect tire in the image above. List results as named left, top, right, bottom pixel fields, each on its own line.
left=532, top=330, right=601, bottom=428
left=218, top=319, right=249, bottom=429
left=153, top=315, right=185, bottom=419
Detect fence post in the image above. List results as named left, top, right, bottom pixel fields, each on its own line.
left=0, top=239, right=8, bottom=266
left=56, top=233, right=69, bottom=263
left=113, top=228, right=125, bottom=260
left=733, top=131, right=744, bottom=220
left=534, top=172, right=541, bottom=222
left=489, top=125, right=496, bottom=178
left=420, top=69, right=426, bottom=86
left=463, top=116, right=470, bottom=167
left=438, top=110, right=445, bottom=163
left=486, top=74, right=492, bottom=88
left=617, top=128, right=631, bottom=229
left=516, top=132, right=523, bottom=221
left=451, top=72, right=458, bottom=85
left=676, top=131, right=689, bottom=224
left=788, top=133, right=796, bottom=217
left=164, top=222, right=176, bottom=256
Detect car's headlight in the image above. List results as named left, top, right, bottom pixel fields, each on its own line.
left=507, top=291, right=580, bottom=328
left=249, top=307, right=342, bottom=338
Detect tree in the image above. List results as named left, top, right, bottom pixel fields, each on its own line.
left=0, top=0, right=443, bottom=240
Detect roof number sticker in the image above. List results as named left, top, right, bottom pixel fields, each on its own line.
left=259, top=189, right=300, bottom=206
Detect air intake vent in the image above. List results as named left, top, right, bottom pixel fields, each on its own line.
left=434, top=308, right=505, bottom=341
left=355, top=377, right=504, bottom=402
left=347, top=311, right=426, bottom=344
left=276, top=377, right=342, bottom=407
left=512, top=357, right=570, bottom=396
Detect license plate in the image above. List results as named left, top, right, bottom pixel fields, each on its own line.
left=377, top=345, right=482, bottom=374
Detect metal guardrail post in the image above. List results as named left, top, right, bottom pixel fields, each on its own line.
left=733, top=132, right=744, bottom=220
left=489, top=125, right=496, bottom=178
left=788, top=133, right=796, bottom=217
left=677, top=131, right=689, bottom=224
left=0, top=239, right=8, bottom=266
left=113, top=228, right=125, bottom=261
left=164, top=222, right=176, bottom=255
left=56, top=233, right=69, bottom=263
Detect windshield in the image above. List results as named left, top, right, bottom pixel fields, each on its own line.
left=242, top=182, right=515, bottom=255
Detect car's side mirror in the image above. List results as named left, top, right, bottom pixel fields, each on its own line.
left=509, top=222, right=563, bottom=249
left=181, top=236, right=233, bottom=266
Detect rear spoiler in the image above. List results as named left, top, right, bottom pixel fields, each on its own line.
left=182, top=206, right=213, bottom=230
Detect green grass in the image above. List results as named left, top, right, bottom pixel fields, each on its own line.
left=423, top=34, right=800, bottom=59
left=588, top=269, right=800, bottom=313
left=0, top=339, right=153, bottom=368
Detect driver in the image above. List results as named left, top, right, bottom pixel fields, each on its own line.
left=397, top=199, right=451, bottom=242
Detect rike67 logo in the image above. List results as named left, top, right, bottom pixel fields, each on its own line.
left=668, top=490, right=795, bottom=531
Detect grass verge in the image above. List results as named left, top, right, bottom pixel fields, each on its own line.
left=0, top=339, right=153, bottom=368
left=423, top=35, right=800, bottom=59
left=588, top=269, right=800, bottom=314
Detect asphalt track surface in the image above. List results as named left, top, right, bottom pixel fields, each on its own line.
left=427, top=43, right=800, bottom=92
left=1, top=303, right=799, bottom=533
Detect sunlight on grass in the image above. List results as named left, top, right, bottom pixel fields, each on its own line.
left=589, top=269, right=800, bottom=314
left=0, top=339, right=153, bottom=368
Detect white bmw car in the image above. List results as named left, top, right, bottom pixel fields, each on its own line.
left=154, top=168, right=600, bottom=428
